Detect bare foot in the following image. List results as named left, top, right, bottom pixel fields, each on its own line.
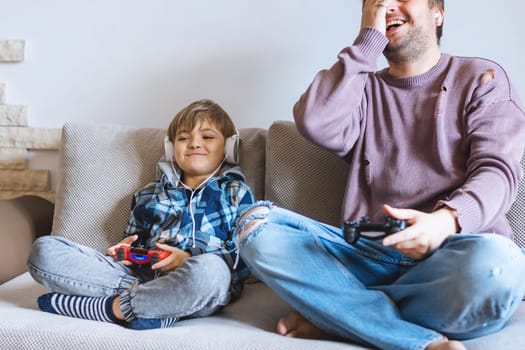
left=426, top=338, right=467, bottom=350
left=276, top=311, right=331, bottom=339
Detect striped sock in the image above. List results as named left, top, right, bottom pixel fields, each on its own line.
left=37, top=293, right=119, bottom=323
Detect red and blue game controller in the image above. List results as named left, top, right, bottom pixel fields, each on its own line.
left=116, top=246, right=170, bottom=265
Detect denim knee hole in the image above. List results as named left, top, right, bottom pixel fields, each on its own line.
left=236, top=206, right=271, bottom=240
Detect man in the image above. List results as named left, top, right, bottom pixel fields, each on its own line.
left=235, top=0, right=525, bottom=349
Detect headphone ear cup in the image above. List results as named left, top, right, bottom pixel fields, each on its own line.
left=164, top=136, right=174, bottom=161
left=224, top=133, right=240, bottom=164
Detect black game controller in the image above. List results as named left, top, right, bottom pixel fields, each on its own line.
left=343, top=216, right=408, bottom=244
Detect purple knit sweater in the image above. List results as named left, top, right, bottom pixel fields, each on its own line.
left=293, top=28, right=525, bottom=238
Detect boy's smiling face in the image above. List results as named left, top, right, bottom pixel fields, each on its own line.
left=174, top=118, right=226, bottom=188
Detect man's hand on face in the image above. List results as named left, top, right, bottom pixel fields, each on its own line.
left=361, top=0, right=391, bottom=35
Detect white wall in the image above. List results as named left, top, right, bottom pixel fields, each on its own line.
left=1, top=0, right=524, bottom=190
left=0, top=0, right=355, bottom=129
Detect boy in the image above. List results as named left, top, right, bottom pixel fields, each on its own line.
left=28, top=99, right=254, bottom=330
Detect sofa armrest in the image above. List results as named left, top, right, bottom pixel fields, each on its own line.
left=0, top=196, right=53, bottom=283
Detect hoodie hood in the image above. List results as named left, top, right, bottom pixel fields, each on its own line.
left=156, top=156, right=247, bottom=188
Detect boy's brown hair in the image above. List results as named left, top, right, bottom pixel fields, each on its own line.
left=167, top=99, right=237, bottom=142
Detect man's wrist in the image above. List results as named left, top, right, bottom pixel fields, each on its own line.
left=436, top=206, right=459, bottom=234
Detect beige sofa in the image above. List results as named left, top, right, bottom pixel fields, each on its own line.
left=0, top=121, right=523, bottom=349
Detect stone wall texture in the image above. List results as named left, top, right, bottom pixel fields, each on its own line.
left=1, top=42, right=60, bottom=202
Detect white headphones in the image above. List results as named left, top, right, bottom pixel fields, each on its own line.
left=164, top=131, right=240, bottom=165
left=224, top=132, right=240, bottom=164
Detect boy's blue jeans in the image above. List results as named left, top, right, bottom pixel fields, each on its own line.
left=27, top=236, right=232, bottom=322
left=235, top=205, right=525, bottom=350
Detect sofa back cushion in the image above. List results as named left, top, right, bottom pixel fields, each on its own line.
left=51, top=121, right=524, bottom=250
left=265, top=121, right=349, bottom=227
left=507, top=154, right=525, bottom=247
left=51, top=123, right=266, bottom=252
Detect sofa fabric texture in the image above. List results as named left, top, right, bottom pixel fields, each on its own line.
left=0, top=121, right=523, bottom=349
left=507, top=155, right=525, bottom=248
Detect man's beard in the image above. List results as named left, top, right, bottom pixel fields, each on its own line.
left=383, top=24, right=434, bottom=64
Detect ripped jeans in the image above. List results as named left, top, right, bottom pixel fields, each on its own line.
left=234, top=203, right=525, bottom=350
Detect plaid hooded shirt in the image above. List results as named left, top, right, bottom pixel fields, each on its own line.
left=123, top=159, right=255, bottom=298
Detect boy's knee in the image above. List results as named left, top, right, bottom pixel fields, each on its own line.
left=28, top=236, right=56, bottom=263
left=187, top=254, right=231, bottom=293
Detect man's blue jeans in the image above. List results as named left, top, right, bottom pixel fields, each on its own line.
left=235, top=205, right=525, bottom=350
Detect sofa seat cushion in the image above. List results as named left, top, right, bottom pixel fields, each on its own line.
left=0, top=273, right=363, bottom=350
left=0, top=273, right=523, bottom=349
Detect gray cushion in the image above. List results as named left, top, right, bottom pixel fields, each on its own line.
left=506, top=153, right=525, bottom=247
left=51, top=122, right=266, bottom=252
left=265, top=121, right=349, bottom=227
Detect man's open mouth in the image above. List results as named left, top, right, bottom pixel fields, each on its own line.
left=386, top=19, right=405, bottom=33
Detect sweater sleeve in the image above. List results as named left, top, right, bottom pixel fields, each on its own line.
left=293, top=28, right=388, bottom=157
left=438, top=68, right=525, bottom=234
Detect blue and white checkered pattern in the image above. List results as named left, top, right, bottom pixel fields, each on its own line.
left=123, top=169, right=254, bottom=290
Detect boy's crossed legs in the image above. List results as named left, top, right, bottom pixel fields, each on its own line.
left=28, top=236, right=231, bottom=329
